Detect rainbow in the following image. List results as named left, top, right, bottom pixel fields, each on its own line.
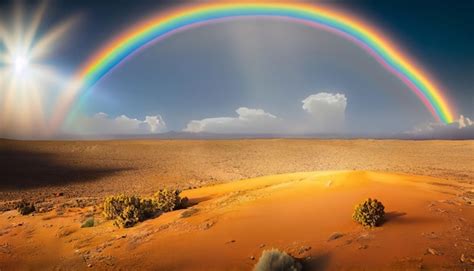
left=53, top=2, right=455, bottom=128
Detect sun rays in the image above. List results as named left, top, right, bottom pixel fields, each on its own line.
left=0, top=1, right=77, bottom=138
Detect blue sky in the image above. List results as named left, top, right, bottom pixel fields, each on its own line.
left=0, top=0, right=472, bottom=138
left=75, top=18, right=432, bottom=135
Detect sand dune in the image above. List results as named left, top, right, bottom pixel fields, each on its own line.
left=1, top=171, right=473, bottom=270
left=0, top=139, right=472, bottom=204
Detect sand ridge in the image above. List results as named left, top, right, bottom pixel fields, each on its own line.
left=1, top=171, right=473, bottom=270
left=0, top=139, right=473, bottom=205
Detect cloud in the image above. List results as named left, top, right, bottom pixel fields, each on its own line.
left=405, top=115, right=474, bottom=139
left=184, top=107, right=281, bottom=133
left=301, top=92, right=347, bottom=132
left=183, top=93, right=349, bottom=134
left=78, top=112, right=167, bottom=135
left=144, top=115, right=166, bottom=133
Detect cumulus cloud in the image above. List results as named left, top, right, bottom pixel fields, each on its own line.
left=183, top=93, right=349, bottom=134
left=405, top=115, right=474, bottom=139
left=184, top=107, right=281, bottom=133
left=79, top=112, right=167, bottom=135
left=301, top=92, right=347, bottom=132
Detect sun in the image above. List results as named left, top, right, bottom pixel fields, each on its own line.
left=0, top=1, right=77, bottom=138
left=13, top=55, right=30, bottom=74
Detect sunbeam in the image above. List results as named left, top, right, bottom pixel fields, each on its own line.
left=0, top=1, right=76, bottom=138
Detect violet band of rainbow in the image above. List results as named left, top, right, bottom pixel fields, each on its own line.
left=53, top=3, right=455, bottom=129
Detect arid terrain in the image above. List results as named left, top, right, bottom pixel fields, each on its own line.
left=0, top=139, right=472, bottom=203
left=0, top=139, right=473, bottom=270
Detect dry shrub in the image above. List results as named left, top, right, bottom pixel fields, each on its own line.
left=16, top=200, right=35, bottom=215
left=352, top=198, right=385, bottom=227
left=253, top=249, right=302, bottom=271
left=103, top=195, right=159, bottom=228
left=154, top=189, right=188, bottom=212
left=102, top=190, right=187, bottom=228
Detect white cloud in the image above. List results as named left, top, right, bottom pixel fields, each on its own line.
left=458, top=115, right=473, bottom=129
left=143, top=115, right=166, bottom=133
left=183, top=93, right=349, bottom=134
left=79, top=112, right=167, bottom=135
left=184, top=107, right=281, bottom=134
left=301, top=92, right=347, bottom=132
left=406, top=115, right=474, bottom=139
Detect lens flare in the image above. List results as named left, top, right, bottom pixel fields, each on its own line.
left=14, top=55, right=29, bottom=73
left=0, top=1, right=76, bottom=138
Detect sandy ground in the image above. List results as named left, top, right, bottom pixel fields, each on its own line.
left=0, top=139, right=473, bottom=270
left=0, top=171, right=473, bottom=270
left=0, top=139, right=473, bottom=205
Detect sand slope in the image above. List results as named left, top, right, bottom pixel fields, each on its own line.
left=1, top=171, right=473, bottom=270
left=1, top=139, right=473, bottom=203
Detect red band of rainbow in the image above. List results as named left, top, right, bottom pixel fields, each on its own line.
left=52, top=2, right=455, bottom=129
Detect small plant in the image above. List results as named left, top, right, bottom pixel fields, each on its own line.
left=154, top=189, right=188, bottom=212
left=16, top=200, right=35, bottom=215
left=352, top=198, right=385, bottom=227
left=81, top=217, right=95, bottom=228
left=253, top=249, right=302, bottom=271
left=102, top=195, right=159, bottom=228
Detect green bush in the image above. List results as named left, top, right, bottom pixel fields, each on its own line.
left=253, top=249, right=302, bottom=271
left=352, top=198, right=385, bottom=227
left=81, top=217, right=95, bottom=228
left=154, top=189, right=188, bottom=212
left=16, top=200, right=35, bottom=215
left=102, top=195, right=159, bottom=228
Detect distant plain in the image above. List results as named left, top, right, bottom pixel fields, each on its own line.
left=1, top=139, right=472, bottom=203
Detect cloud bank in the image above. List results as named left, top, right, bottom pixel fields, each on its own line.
left=183, top=92, right=348, bottom=134
left=405, top=115, right=474, bottom=139
left=301, top=92, right=347, bottom=132
left=184, top=107, right=281, bottom=134
left=78, top=112, right=167, bottom=135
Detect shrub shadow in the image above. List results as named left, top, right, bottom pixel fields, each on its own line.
left=383, top=211, right=441, bottom=225
left=187, top=196, right=213, bottom=206
left=385, top=211, right=407, bottom=220
left=301, top=252, right=331, bottom=271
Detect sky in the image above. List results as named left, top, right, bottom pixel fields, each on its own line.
left=0, top=0, right=473, bottom=139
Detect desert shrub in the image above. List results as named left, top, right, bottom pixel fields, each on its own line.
left=102, top=195, right=159, bottom=228
left=102, top=190, right=188, bottom=228
left=16, top=200, right=35, bottom=215
left=352, top=198, right=385, bottom=227
left=114, top=204, right=142, bottom=228
left=253, top=249, right=302, bottom=271
left=140, top=198, right=159, bottom=218
left=153, top=189, right=188, bottom=212
left=81, top=217, right=95, bottom=228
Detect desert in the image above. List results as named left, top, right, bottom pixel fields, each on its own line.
left=0, top=139, right=473, bottom=270
left=1, top=0, right=473, bottom=270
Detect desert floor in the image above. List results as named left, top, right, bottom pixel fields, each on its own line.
left=0, top=171, right=473, bottom=270
left=0, top=139, right=473, bottom=270
left=0, top=139, right=472, bottom=204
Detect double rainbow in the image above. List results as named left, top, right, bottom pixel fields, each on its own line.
left=53, top=2, right=455, bottom=128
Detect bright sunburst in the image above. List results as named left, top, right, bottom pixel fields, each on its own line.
left=0, top=1, right=76, bottom=138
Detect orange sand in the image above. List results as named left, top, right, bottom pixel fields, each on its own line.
left=1, top=171, right=473, bottom=270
